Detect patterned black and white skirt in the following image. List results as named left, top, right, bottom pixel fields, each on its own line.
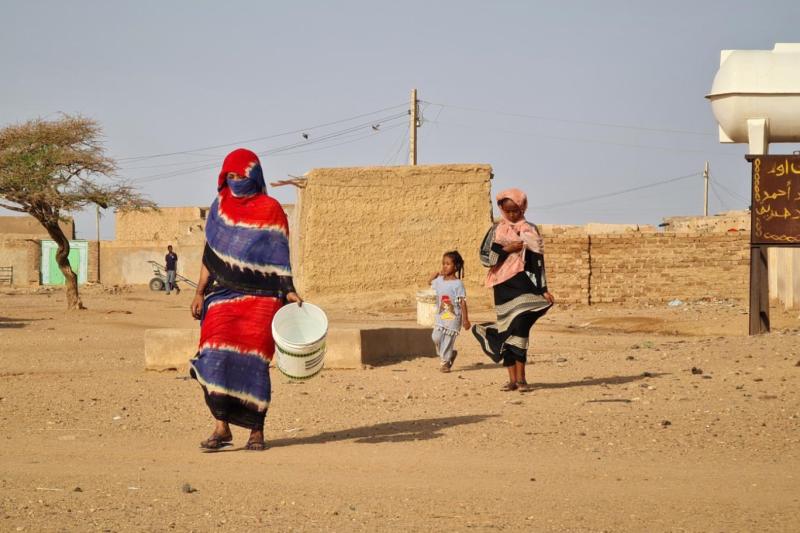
left=472, top=272, right=551, bottom=367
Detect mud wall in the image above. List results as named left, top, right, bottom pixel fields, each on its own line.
left=662, top=211, right=749, bottom=233
left=102, top=204, right=294, bottom=287
left=0, top=215, right=74, bottom=239
left=115, top=207, right=207, bottom=242
left=0, top=239, right=40, bottom=286
left=99, top=241, right=204, bottom=286
left=295, top=164, right=494, bottom=300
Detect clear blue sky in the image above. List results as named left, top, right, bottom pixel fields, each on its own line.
left=2, top=0, right=799, bottom=239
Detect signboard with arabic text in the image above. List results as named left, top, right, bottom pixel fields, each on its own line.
left=749, top=154, right=800, bottom=245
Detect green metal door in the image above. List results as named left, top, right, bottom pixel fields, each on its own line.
left=41, top=240, right=88, bottom=285
left=47, top=247, right=80, bottom=285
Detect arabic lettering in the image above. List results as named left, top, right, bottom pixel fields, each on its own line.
left=757, top=160, right=800, bottom=223
left=766, top=159, right=800, bottom=177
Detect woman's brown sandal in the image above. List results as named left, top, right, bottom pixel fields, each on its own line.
left=501, top=382, right=518, bottom=392
left=200, top=433, right=233, bottom=450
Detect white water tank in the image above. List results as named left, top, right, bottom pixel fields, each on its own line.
left=706, top=43, right=800, bottom=153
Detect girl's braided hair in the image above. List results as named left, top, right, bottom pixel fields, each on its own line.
left=443, top=250, right=465, bottom=279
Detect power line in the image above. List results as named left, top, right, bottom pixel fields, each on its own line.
left=116, top=102, right=408, bottom=162
left=121, top=155, right=226, bottom=171
left=259, top=113, right=406, bottom=157
left=429, top=119, right=740, bottom=157
left=126, top=111, right=407, bottom=174
left=128, top=114, right=408, bottom=183
left=130, top=118, right=407, bottom=185
left=712, top=178, right=749, bottom=204
left=422, top=100, right=713, bottom=137
left=270, top=122, right=406, bottom=157
left=531, top=172, right=701, bottom=210
left=129, top=161, right=221, bottom=184
left=709, top=180, right=730, bottom=211
left=381, top=127, right=408, bottom=165
left=393, top=138, right=408, bottom=165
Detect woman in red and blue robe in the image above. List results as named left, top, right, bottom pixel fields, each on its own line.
left=190, top=148, right=302, bottom=451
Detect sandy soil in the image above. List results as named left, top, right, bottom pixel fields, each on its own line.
left=1, top=286, right=799, bottom=532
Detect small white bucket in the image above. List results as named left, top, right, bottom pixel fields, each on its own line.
left=272, top=302, right=328, bottom=380
left=416, top=289, right=437, bottom=327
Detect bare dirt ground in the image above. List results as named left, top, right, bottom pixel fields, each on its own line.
left=1, top=286, right=799, bottom=532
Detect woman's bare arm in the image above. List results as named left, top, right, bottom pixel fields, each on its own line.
left=191, top=263, right=212, bottom=319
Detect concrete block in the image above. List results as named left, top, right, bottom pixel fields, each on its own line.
left=144, top=328, right=199, bottom=371
left=325, top=326, right=435, bottom=369
left=361, top=327, right=435, bottom=367
left=324, top=328, right=364, bottom=369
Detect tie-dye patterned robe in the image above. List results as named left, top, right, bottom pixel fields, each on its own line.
left=190, top=149, right=294, bottom=430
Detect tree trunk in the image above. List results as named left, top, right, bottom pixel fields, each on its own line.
left=42, top=220, right=84, bottom=310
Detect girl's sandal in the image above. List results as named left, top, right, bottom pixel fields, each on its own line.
left=199, top=433, right=233, bottom=450
left=517, top=381, right=531, bottom=392
left=500, top=382, right=518, bottom=392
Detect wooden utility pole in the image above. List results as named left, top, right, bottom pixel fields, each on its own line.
left=409, top=88, right=418, bottom=165
left=703, top=161, right=709, bottom=216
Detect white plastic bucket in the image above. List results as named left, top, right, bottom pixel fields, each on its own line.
left=416, top=289, right=437, bottom=327
left=272, top=302, right=328, bottom=379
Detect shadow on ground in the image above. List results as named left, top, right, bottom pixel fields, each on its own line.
left=0, top=316, right=33, bottom=329
left=206, top=415, right=498, bottom=453
left=530, top=372, right=668, bottom=390
left=457, top=363, right=667, bottom=390
left=269, top=414, right=498, bottom=448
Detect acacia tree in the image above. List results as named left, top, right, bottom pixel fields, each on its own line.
left=0, top=115, right=154, bottom=309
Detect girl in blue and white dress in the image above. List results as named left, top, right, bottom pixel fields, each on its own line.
left=428, top=251, right=471, bottom=373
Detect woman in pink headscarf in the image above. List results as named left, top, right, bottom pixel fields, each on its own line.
left=472, top=188, right=554, bottom=391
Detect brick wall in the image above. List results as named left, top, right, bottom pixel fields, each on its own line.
left=87, top=241, right=99, bottom=283
left=541, top=232, right=750, bottom=304
left=544, top=235, right=591, bottom=304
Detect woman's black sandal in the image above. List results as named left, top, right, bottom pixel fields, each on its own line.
left=245, top=438, right=267, bottom=451
left=200, top=433, right=232, bottom=450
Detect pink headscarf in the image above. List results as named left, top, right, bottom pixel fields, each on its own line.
left=486, top=188, right=544, bottom=288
